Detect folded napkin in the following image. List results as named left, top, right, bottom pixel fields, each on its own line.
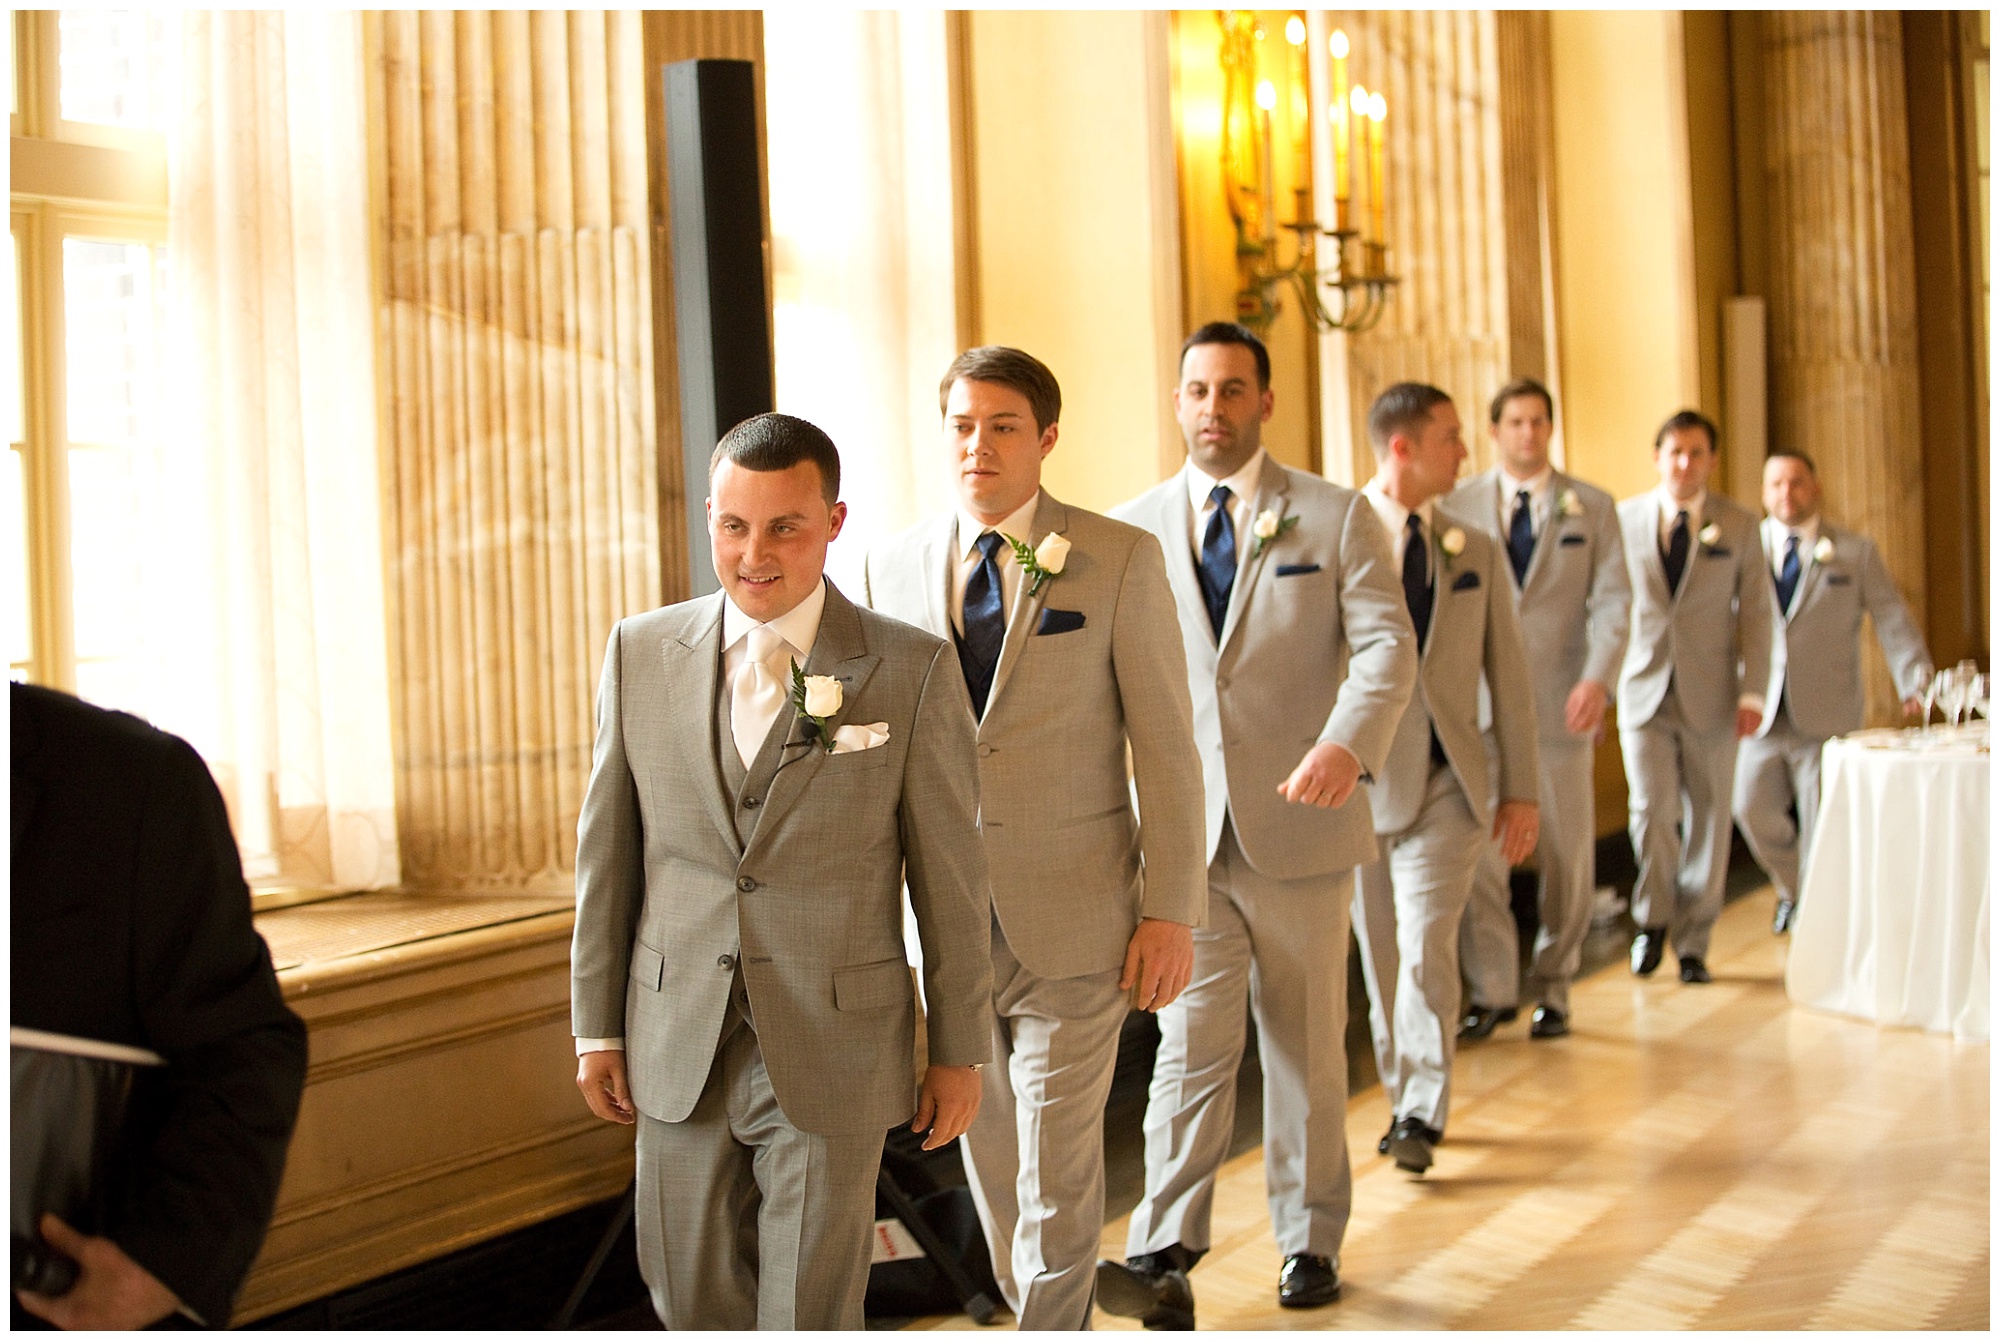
left=830, top=722, right=891, bottom=754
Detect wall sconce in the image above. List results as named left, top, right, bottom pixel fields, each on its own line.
left=1220, top=11, right=1397, bottom=334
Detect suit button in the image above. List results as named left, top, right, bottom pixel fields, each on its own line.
left=1216, top=675, right=1231, bottom=691
left=717, top=954, right=735, bottom=970
left=742, top=796, right=761, bottom=808
left=977, top=743, right=994, bottom=758
left=737, top=876, right=757, bottom=892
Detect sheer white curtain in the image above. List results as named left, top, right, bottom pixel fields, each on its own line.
left=147, top=10, right=398, bottom=891
left=763, top=11, right=964, bottom=590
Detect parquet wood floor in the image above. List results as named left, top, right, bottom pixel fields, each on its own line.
left=910, top=884, right=1990, bottom=1330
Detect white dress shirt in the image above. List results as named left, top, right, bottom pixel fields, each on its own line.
left=1363, top=479, right=1437, bottom=588
left=948, top=495, right=1040, bottom=636
left=1182, top=448, right=1266, bottom=562
left=1762, top=515, right=1821, bottom=580
left=576, top=580, right=829, bottom=1056
left=1497, top=462, right=1555, bottom=537
left=1654, top=486, right=1707, bottom=548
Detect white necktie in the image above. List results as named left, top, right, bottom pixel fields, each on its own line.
left=731, top=626, right=788, bottom=770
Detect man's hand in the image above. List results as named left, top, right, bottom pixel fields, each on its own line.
left=1276, top=740, right=1364, bottom=809
left=14, top=1214, right=181, bottom=1330
left=1902, top=695, right=1926, bottom=720
left=1120, top=917, right=1195, bottom=1012
left=576, top=1049, right=636, bottom=1125
left=1564, top=679, right=1610, bottom=738
left=911, top=1064, right=983, bottom=1151
left=1735, top=705, right=1763, bottom=740
left=1492, top=800, right=1540, bottom=867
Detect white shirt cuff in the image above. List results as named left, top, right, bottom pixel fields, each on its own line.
left=1737, top=694, right=1765, bottom=715
left=576, top=1037, right=625, bottom=1055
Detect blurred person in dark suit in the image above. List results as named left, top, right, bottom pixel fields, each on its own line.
left=12, top=682, right=307, bottom=1329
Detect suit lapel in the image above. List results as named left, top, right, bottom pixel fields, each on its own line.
left=742, top=583, right=880, bottom=861
left=1155, top=476, right=1209, bottom=638
left=1520, top=470, right=1562, bottom=595
left=917, top=515, right=954, bottom=641
left=666, top=596, right=741, bottom=851
left=1218, top=456, right=1289, bottom=655
left=1790, top=523, right=1830, bottom=618
left=984, top=489, right=1063, bottom=715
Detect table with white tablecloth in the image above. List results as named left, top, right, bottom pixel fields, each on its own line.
left=1785, top=727, right=1990, bottom=1042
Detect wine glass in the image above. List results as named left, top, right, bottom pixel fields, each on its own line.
left=1922, top=669, right=1946, bottom=733
left=1943, top=664, right=1974, bottom=729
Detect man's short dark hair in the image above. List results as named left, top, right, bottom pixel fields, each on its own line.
left=1766, top=448, right=1818, bottom=475
left=709, top=412, right=841, bottom=504
left=1653, top=408, right=1719, bottom=452
left=1488, top=377, right=1555, bottom=425
left=939, top=346, right=1062, bottom=434
left=1366, top=381, right=1455, bottom=457
left=1180, top=320, right=1271, bottom=389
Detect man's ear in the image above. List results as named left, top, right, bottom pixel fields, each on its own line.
left=1038, top=422, right=1060, bottom=459
left=827, top=500, right=848, bottom=542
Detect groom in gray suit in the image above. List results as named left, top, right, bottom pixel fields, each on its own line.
left=863, top=346, right=1207, bottom=1330
left=570, top=414, right=993, bottom=1329
left=1096, top=322, right=1415, bottom=1325
left=1354, top=383, right=1540, bottom=1178
left=1734, top=450, right=1931, bottom=934
left=1616, top=410, right=1774, bottom=983
left=1447, top=378, right=1630, bottom=1041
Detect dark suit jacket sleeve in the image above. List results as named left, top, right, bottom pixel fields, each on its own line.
left=1109, top=530, right=1207, bottom=927
left=572, top=621, right=646, bottom=1039
left=115, top=735, right=307, bottom=1327
left=1857, top=535, right=1933, bottom=699
left=897, top=642, right=994, bottom=1067
left=1322, top=495, right=1417, bottom=775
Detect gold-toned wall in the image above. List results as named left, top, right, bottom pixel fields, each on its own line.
left=964, top=10, right=1184, bottom=510
left=1548, top=9, right=1701, bottom=501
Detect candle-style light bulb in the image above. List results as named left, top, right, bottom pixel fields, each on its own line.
left=1351, top=84, right=1370, bottom=116
left=1329, top=30, right=1349, bottom=59
left=1256, top=79, right=1277, bottom=111
left=1366, top=91, right=1388, bottom=252
left=1286, top=16, right=1306, bottom=46
left=1330, top=32, right=1352, bottom=211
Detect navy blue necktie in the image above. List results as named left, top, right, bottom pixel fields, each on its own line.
left=1773, top=533, right=1801, bottom=613
left=1402, top=514, right=1432, bottom=650
left=1197, top=484, right=1236, bottom=639
left=1662, top=509, right=1690, bottom=596
left=957, top=531, right=1006, bottom=715
left=1507, top=488, right=1535, bottom=587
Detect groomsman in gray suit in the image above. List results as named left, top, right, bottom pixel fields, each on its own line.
left=1734, top=450, right=1931, bottom=934
left=1447, top=379, right=1629, bottom=1042
left=1353, top=382, right=1540, bottom=1177
left=863, top=347, right=1207, bottom=1330
left=1616, top=410, right=1774, bottom=983
left=1096, top=323, right=1416, bottom=1325
left=571, top=414, right=993, bottom=1329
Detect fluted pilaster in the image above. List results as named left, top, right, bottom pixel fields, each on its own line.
left=375, top=12, right=659, bottom=892
left=1763, top=11, right=1928, bottom=723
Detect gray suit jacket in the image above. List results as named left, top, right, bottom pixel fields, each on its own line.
left=1444, top=468, right=1630, bottom=744
left=570, top=582, right=992, bottom=1136
left=1757, top=519, right=1931, bottom=739
left=1616, top=492, right=1775, bottom=733
left=1111, top=456, right=1417, bottom=879
left=862, top=489, right=1207, bottom=980
left=1368, top=515, right=1540, bottom=835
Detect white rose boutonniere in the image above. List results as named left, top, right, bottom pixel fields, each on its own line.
left=789, top=660, right=843, bottom=752
left=1812, top=536, right=1835, bottom=564
left=1001, top=532, right=1068, bottom=598
left=1437, top=525, right=1466, bottom=569
left=1558, top=488, right=1584, bottom=518
left=1698, top=522, right=1722, bottom=548
left=1251, top=509, right=1300, bottom=558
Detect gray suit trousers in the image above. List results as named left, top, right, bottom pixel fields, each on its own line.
left=1353, top=765, right=1483, bottom=1130
left=633, top=998, right=884, bottom=1330
left=1125, top=821, right=1353, bottom=1263
left=1460, top=738, right=1598, bottom=1013
left=960, top=916, right=1128, bottom=1330
left=1622, top=689, right=1739, bottom=960
left=1732, top=704, right=1824, bottom=908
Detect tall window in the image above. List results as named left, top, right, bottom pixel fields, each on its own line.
left=9, top=10, right=174, bottom=707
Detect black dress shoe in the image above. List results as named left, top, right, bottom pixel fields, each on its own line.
left=1457, top=1004, right=1519, bottom=1041
left=1387, top=1115, right=1435, bottom=1174
left=1631, top=926, right=1668, bottom=976
left=1529, top=1004, right=1569, bottom=1038
left=1096, top=1250, right=1195, bottom=1330
left=1277, top=1253, right=1341, bottom=1308
left=1772, top=899, right=1797, bottom=935
left=1378, top=1117, right=1442, bottom=1155
left=1678, top=955, right=1711, bottom=984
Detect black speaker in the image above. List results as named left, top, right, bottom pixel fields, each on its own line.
left=664, top=58, right=773, bottom=598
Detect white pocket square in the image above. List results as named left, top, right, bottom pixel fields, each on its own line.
left=829, top=722, right=891, bottom=754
